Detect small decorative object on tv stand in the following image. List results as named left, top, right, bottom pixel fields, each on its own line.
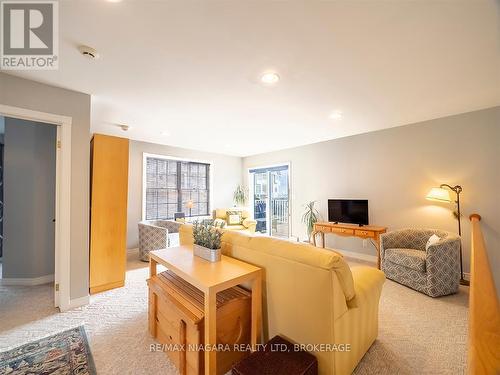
left=192, top=219, right=225, bottom=262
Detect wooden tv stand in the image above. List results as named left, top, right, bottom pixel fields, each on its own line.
left=311, top=222, right=387, bottom=269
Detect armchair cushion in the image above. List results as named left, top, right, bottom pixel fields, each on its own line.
left=384, top=248, right=426, bottom=272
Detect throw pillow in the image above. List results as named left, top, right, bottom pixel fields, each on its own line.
left=226, top=210, right=242, bottom=225
left=425, top=234, right=441, bottom=250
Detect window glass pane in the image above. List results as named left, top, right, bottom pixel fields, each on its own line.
left=198, top=177, right=206, bottom=189
left=199, top=165, right=206, bottom=177
left=145, top=157, right=209, bottom=220
left=157, top=204, right=168, bottom=219
left=157, top=190, right=168, bottom=204
left=167, top=189, right=178, bottom=204
left=189, top=176, right=198, bottom=189
left=199, top=190, right=208, bottom=203
left=167, top=204, right=178, bottom=219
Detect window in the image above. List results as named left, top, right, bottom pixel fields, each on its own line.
left=144, top=156, right=210, bottom=220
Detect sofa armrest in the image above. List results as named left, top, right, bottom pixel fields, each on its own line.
left=242, top=218, right=257, bottom=233
left=348, top=266, right=386, bottom=309
left=138, top=223, right=168, bottom=251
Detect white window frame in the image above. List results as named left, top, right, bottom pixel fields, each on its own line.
left=142, top=153, right=213, bottom=221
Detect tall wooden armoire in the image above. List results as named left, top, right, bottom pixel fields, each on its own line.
left=90, top=134, right=129, bottom=294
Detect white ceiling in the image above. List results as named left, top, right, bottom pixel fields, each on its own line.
left=6, top=0, right=500, bottom=157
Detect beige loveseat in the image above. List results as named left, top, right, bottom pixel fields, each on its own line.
left=212, top=208, right=257, bottom=234
left=179, top=224, right=385, bottom=375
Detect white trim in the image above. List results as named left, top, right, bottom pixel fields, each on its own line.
left=332, top=248, right=378, bottom=263
left=0, top=104, right=73, bottom=312
left=247, top=162, right=292, bottom=237
left=0, top=274, right=54, bottom=286
left=66, top=295, right=90, bottom=310
left=141, top=152, right=214, bottom=221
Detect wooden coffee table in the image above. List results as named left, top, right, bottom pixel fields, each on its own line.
left=149, top=246, right=263, bottom=375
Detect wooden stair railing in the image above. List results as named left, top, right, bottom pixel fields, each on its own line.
left=468, top=214, right=500, bottom=374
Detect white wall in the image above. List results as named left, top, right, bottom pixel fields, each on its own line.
left=127, top=140, right=242, bottom=249
left=0, top=73, right=91, bottom=300
left=3, top=118, right=56, bottom=279
left=243, top=107, right=500, bottom=291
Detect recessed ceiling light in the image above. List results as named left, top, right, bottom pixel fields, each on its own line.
left=329, top=111, right=343, bottom=120
left=119, top=124, right=131, bottom=131
left=106, top=0, right=123, bottom=3
left=161, top=131, right=170, bottom=136
left=260, top=72, right=280, bottom=85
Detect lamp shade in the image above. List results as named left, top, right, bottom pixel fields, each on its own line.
left=426, top=187, right=452, bottom=202
left=186, top=200, right=194, bottom=209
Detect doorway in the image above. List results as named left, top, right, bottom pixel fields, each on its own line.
left=0, top=116, right=57, bottom=289
left=0, top=104, right=72, bottom=311
left=249, top=164, right=290, bottom=237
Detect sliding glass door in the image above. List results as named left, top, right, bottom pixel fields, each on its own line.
left=250, top=165, right=289, bottom=237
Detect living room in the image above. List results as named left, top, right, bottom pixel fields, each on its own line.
left=0, top=1, right=499, bottom=375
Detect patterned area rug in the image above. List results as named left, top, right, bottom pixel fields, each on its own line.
left=0, top=326, right=96, bottom=375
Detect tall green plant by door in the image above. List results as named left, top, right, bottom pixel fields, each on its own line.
left=233, top=184, right=248, bottom=207
left=302, top=201, right=319, bottom=242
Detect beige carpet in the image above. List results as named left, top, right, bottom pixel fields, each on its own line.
left=0, top=251, right=468, bottom=374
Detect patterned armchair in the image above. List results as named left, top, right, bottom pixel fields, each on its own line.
left=138, top=220, right=182, bottom=262
left=380, top=228, right=461, bottom=297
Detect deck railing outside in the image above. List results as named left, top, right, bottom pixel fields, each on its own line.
left=254, top=198, right=289, bottom=237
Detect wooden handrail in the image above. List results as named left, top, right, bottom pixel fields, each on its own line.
left=468, top=213, right=500, bottom=374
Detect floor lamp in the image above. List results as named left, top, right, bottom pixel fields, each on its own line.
left=426, top=184, right=469, bottom=286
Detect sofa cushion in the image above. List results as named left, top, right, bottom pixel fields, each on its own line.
left=385, top=248, right=426, bottom=272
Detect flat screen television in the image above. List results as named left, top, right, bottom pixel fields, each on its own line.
left=328, top=199, right=369, bottom=226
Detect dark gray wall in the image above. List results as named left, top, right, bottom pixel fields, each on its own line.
left=3, top=118, right=56, bottom=279
left=0, top=73, right=91, bottom=299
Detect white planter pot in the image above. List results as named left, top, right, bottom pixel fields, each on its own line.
left=193, top=244, right=221, bottom=262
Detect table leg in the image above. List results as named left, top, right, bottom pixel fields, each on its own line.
left=322, top=232, right=326, bottom=248
left=204, top=289, right=217, bottom=375
left=251, top=271, right=262, bottom=350
left=375, top=235, right=381, bottom=269
left=149, top=257, right=157, bottom=277
left=311, top=230, right=318, bottom=247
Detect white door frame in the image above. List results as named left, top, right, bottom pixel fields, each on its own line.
left=0, top=104, right=72, bottom=311
left=247, top=162, right=291, bottom=237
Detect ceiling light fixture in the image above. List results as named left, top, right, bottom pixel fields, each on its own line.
left=260, top=72, right=280, bottom=85
left=119, top=124, right=130, bottom=131
left=329, top=111, right=343, bottom=120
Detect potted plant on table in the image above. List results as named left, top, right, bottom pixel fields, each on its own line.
left=302, top=201, right=319, bottom=243
left=192, top=219, right=225, bottom=262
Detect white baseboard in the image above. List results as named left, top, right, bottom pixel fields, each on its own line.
left=0, top=274, right=54, bottom=286
left=63, top=295, right=89, bottom=311
left=331, top=248, right=378, bottom=263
